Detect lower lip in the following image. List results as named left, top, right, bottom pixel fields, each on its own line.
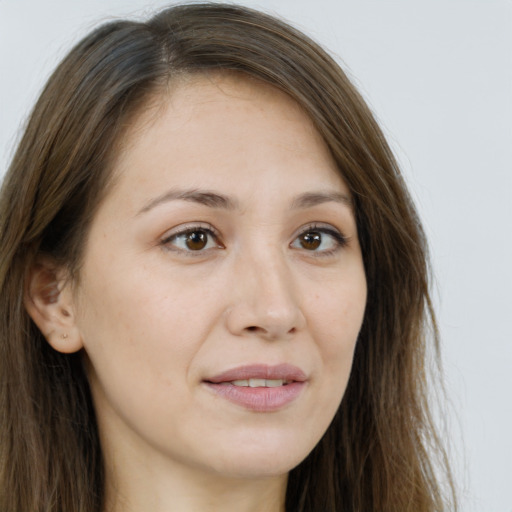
left=205, top=382, right=305, bottom=412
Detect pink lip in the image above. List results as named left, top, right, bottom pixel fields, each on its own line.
left=204, top=364, right=307, bottom=412
left=207, top=363, right=307, bottom=383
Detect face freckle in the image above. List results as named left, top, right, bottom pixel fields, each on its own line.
left=72, top=73, right=367, bottom=483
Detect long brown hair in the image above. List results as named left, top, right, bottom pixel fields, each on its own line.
left=0, top=3, right=455, bottom=511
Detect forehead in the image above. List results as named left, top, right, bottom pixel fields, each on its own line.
left=107, top=73, right=347, bottom=210
left=121, top=72, right=325, bottom=152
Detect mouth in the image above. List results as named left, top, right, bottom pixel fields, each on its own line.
left=219, top=378, right=291, bottom=388
left=206, top=363, right=307, bottom=384
left=204, top=364, right=307, bottom=412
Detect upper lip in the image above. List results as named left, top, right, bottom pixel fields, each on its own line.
left=206, top=364, right=307, bottom=383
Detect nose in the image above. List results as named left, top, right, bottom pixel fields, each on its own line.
left=225, top=251, right=306, bottom=341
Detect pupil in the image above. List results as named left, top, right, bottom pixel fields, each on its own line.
left=301, top=232, right=321, bottom=250
left=186, top=231, right=207, bottom=250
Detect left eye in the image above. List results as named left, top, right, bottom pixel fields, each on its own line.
left=163, top=228, right=221, bottom=252
left=290, top=227, right=346, bottom=253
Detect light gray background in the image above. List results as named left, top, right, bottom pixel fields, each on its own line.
left=1, top=1, right=510, bottom=510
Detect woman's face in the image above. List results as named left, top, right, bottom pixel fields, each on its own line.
left=72, top=74, right=367, bottom=479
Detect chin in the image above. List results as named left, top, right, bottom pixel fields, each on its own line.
left=202, top=430, right=315, bottom=479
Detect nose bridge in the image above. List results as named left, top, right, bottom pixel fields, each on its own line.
left=226, top=237, right=305, bottom=339
left=250, top=246, right=293, bottom=306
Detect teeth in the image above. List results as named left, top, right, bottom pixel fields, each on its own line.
left=265, top=379, right=285, bottom=387
left=231, top=378, right=285, bottom=387
left=249, top=378, right=266, bottom=387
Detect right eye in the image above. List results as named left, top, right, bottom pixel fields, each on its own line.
left=161, top=225, right=223, bottom=253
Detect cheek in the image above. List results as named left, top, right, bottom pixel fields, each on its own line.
left=74, top=259, right=219, bottom=392
left=78, top=251, right=212, bottom=337
left=290, top=272, right=366, bottom=447
left=308, top=274, right=366, bottom=352
left=304, top=271, right=367, bottom=411
left=74, top=261, right=226, bottom=446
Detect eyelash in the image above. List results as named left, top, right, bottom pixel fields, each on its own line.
left=290, top=223, right=348, bottom=257
left=160, top=223, right=223, bottom=256
left=160, top=223, right=348, bottom=257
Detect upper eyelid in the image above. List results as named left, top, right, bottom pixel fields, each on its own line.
left=290, top=223, right=349, bottom=253
left=161, top=222, right=343, bottom=236
left=159, top=221, right=348, bottom=249
left=161, top=222, right=221, bottom=242
left=159, top=224, right=224, bottom=257
left=291, top=222, right=346, bottom=239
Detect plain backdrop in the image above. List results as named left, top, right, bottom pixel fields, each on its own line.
left=1, top=1, right=511, bottom=510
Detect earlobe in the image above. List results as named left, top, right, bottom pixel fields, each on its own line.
left=24, top=258, right=83, bottom=354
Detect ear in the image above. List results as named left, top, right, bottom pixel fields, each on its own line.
left=24, top=257, right=83, bottom=353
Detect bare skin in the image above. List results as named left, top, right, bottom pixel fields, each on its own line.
left=26, top=74, right=367, bottom=512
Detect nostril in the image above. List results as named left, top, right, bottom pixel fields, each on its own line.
left=247, top=326, right=258, bottom=332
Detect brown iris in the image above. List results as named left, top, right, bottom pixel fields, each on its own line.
left=185, top=230, right=208, bottom=250
left=300, top=231, right=322, bottom=250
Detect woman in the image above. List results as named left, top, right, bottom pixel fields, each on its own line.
left=0, top=3, right=455, bottom=511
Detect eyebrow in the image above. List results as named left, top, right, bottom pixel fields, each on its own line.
left=137, top=188, right=238, bottom=215
left=290, top=191, right=352, bottom=209
left=137, top=188, right=352, bottom=215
